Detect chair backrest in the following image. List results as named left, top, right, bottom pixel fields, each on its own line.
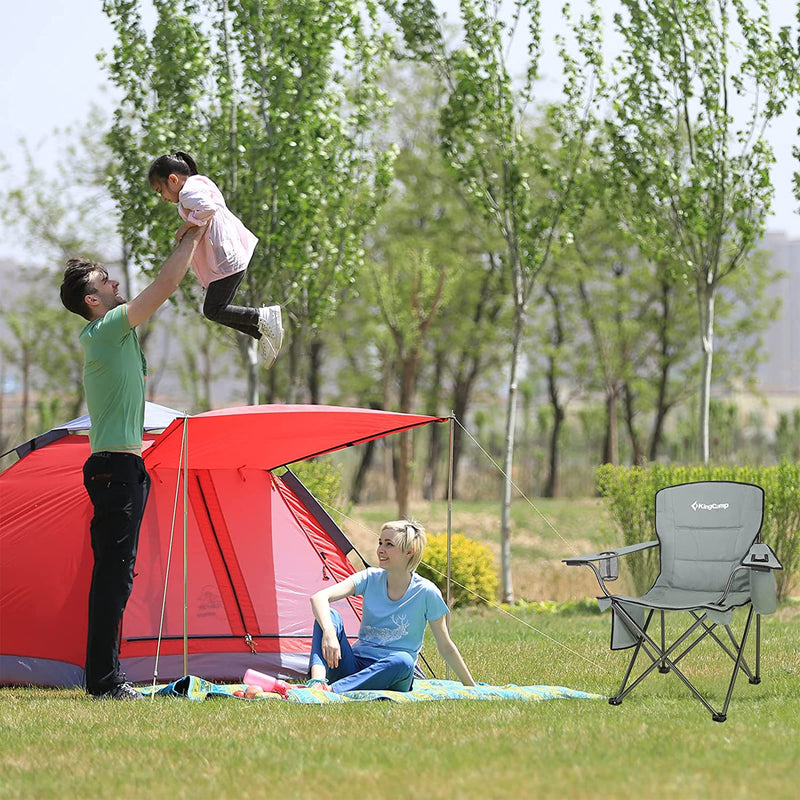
left=653, top=481, right=764, bottom=593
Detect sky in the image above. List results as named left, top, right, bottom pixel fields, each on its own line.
left=1, top=0, right=798, bottom=263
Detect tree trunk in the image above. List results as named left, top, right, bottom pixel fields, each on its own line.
left=308, top=337, right=323, bottom=405
left=202, top=339, right=213, bottom=411
left=349, top=355, right=392, bottom=504
left=449, top=253, right=504, bottom=499
left=396, top=353, right=419, bottom=518
left=286, top=326, right=304, bottom=404
left=499, top=301, right=523, bottom=604
left=350, top=439, right=376, bottom=504
left=622, top=382, right=643, bottom=464
left=698, top=283, right=716, bottom=464
left=349, top=396, right=384, bottom=504
left=422, top=351, right=445, bottom=501
left=450, top=372, right=473, bottom=499
left=648, top=403, right=668, bottom=462
left=450, top=349, right=486, bottom=500
left=544, top=361, right=564, bottom=498
left=236, top=336, right=259, bottom=405
left=647, top=279, right=674, bottom=461
left=543, top=283, right=566, bottom=497
left=602, top=387, right=619, bottom=465
left=423, top=420, right=442, bottom=501
left=396, top=429, right=411, bottom=519
left=21, top=353, right=31, bottom=441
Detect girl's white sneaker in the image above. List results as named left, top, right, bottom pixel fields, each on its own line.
left=257, top=305, right=284, bottom=368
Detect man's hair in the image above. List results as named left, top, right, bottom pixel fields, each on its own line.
left=60, top=258, right=107, bottom=320
left=381, top=520, right=427, bottom=572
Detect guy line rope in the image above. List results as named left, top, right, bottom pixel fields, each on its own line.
left=318, top=413, right=607, bottom=672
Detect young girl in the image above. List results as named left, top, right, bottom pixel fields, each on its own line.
left=148, top=151, right=283, bottom=367
left=308, top=520, right=476, bottom=693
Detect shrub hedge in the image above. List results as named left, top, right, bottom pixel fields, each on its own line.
left=596, top=462, right=800, bottom=599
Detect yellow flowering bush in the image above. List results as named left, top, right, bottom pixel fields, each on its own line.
left=417, top=532, right=498, bottom=608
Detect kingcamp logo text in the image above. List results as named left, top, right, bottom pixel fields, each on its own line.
left=691, top=501, right=730, bottom=511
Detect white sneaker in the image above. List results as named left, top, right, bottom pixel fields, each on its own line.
left=257, top=305, right=284, bottom=368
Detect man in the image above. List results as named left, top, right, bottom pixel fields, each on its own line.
left=59, top=227, right=203, bottom=700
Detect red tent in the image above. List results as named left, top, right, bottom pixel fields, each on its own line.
left=0, top=404, right=445, bottom=687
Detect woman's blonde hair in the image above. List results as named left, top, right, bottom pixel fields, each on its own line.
left=381, top=520, right=426, bottom=572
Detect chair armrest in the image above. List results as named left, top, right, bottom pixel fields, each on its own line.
left=562, top=540, right=658, bottom=566
left=563, top=540, right=658, bottom=591
left=741, top=543, right=782, bottom=571
left=716, top=544, right=783, bottom=612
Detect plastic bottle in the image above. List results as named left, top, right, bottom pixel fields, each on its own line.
left=243, top=668, right=290, bottom=698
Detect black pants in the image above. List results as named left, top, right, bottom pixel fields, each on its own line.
left=82, top=451, right=150, bottom=695
left=203, top=271, right=260, bottom=338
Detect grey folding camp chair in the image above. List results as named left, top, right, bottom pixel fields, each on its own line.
left=564, top=481, right=782, bottom=722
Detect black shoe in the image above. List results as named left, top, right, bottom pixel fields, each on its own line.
left=91, top=681, right=144, bottom=701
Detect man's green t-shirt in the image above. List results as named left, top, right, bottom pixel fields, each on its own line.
left=80, top=304, right=147, bottom=453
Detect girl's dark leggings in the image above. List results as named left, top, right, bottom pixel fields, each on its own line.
left=203, top=271, right=259, bottom=338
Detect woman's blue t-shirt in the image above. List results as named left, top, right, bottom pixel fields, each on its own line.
left=348, top=568, right=449, bottom=660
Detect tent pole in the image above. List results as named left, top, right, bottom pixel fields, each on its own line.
left=183, top=417, right=189, bottom=676
left=446, top=413, right=455, bottom=679
left=151, top=414, right=188, bottom=694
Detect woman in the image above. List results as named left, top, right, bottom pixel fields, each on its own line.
left=308, top=520, right=475, bottom=692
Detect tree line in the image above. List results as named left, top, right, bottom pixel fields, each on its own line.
left=1, top=1, right=798, bottom=603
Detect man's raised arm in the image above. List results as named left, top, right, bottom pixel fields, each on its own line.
left=126, top=226, right=203, bottom=328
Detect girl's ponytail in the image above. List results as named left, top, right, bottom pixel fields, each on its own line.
left=174, top=151, right=199, bottom=176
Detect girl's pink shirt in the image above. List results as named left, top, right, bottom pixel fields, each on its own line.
left=178, top=174, right=258, bottom=288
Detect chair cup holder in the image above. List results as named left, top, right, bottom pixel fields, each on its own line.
left=599, top=553, right=619, bottom=581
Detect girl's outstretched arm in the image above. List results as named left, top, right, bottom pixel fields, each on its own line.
left=174, top=221, right=194, bottom=242
left=429, top=615, right=476, bottom=686
left=179, top=181, right=216, bottom=226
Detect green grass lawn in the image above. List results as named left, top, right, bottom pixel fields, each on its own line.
left=2, top=499, right=799, bottom=800
left=2, top=605, right=798, bottom=800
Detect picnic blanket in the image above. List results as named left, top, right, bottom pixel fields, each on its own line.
left=138, top=675, right=604, bottom=704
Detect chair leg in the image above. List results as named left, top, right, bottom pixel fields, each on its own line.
left=716, top=606, right=756, bottom=722
left=609, top=640, right=644, bottom=705
left=658, top=610, right=670, bottom=673
left=609, top=610, right=654, bottom=705
left=721, top=624, right=756, bottom=683
left=751, top=614, right=761, bottom=685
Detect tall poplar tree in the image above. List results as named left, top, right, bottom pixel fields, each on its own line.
left=387, top=0, right=604, bottom=602
left=604, top=0, right=795, bottom=463
left=102, top=0, right=395, bottom=403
